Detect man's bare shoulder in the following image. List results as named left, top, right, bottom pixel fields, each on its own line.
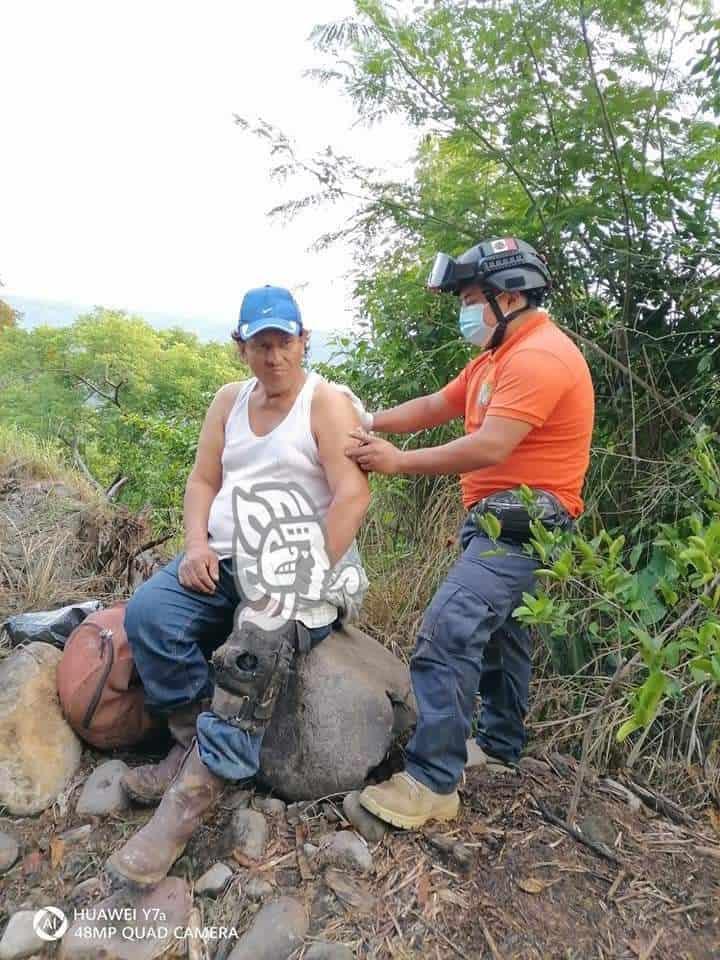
left=311, top=379, right=357, bottom=417
left=214, top=380, right=250, bottom=419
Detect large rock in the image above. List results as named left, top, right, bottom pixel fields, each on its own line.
left=260, top=625, right=414, bottom=800
left=0, top=642, right=82, bottom=814
left=228, top=897, right=308, bottom=960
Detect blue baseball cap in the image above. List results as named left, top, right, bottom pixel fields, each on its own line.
left=234, top=285, right=303, bottom=341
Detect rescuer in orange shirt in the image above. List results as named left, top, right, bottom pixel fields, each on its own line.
left=346, top=237, right=595, bottom=829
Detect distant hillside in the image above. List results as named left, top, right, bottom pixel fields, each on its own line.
left=4, top=294, right=345, bottom=366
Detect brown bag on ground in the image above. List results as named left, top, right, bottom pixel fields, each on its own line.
left=57, top=601, right=157, bottom=749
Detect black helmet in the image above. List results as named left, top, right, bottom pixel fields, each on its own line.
left=457, top=237, right=551, bottom=294
left=428, top=237, right=551, bottom=296
left=428, top=237, right=551, bottom=349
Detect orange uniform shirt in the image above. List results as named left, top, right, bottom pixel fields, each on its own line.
left=441, top=311, right=594, bottom=517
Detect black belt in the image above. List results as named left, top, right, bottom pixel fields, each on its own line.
left=469, top=489, right=574, bottom=543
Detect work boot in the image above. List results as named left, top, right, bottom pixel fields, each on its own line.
left=359, top=771, right=459, bottom=830
left=122, top=701, right=206, bottom=805
left=107, top=742, right=224, bottom=887
left=465, top=739, right=517, bottom=774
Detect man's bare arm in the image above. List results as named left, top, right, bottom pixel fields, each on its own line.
left=181, top=382, right=240, bottom=592
left=313, top=383, right=371, bottom=564
left=372, top=390, right=460, bottom=434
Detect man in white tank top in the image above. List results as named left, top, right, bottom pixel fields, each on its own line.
left=107, top=286, right=370, bottom=887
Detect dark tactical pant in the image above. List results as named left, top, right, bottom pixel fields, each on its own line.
left=125, top=554, right=330, bottom=781
left=405, top=515, right=540, bottom=794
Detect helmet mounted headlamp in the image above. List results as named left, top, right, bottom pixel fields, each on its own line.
left=427, top=237, right=551, bottom=296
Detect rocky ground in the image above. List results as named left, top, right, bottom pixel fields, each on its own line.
left=1, top=743, right=718, bottom=960
left=1, top=451, right=719, bottom=958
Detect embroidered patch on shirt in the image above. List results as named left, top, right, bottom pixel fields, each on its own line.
left=478, top=380, right=493, bottom=407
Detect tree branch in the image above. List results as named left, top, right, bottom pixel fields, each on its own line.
left=366, top=14, right=550, bottom=236
left=579, top=4, right=635, bottom=328
left=563, top=325, right=699, bottom=428
left=63, top=371, right=126, bottom=408
left=58, top=433, right=104, bottom=492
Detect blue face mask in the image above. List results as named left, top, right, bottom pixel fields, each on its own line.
left=458, top=302, right=493, bottom=347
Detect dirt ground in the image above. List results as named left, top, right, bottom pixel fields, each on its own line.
left=1, top=744, right=718, bottom=960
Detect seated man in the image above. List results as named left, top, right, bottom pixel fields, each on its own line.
left=107, top=285, right=370, bottom=886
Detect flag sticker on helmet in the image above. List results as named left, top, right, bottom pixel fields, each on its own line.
left=491, top=238, right=519, bottom=253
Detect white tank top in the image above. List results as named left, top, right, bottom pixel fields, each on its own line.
left=207, top=372, right=340, bottom=627
left=208, top=372, right=332, bottom=557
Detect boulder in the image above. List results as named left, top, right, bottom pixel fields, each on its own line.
left=0, top=642, right=82, bottom=814
left=260, top=624, right=414, bottom=800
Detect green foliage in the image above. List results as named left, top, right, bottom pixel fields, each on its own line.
left=242, top=0, right=720, bottom=759
left=0, top=309, right=243, bottom=530
left=514, top=433, right=720, bottom=742
left=256, top=1, right=720, bottom=492
left=0, top=300, right=18, bottom=329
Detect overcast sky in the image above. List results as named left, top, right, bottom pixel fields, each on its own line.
left=0, top=1, right=414, bottom=332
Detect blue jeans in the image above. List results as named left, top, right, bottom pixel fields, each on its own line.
left=125, top=554, right=330, bottom=781
left=405, top=517, right=539, bottom=794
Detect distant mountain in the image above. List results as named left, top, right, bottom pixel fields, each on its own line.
left=4, top=294, right=346, bottom=366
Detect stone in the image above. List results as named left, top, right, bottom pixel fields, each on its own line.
left=228, top=896, right=308, bottom=960
left=319, top=831, right=373, bottom=874
left=253, top=796, right=286, bottom=816
left=260, top=625, right=415, bottom=800
left=342, top=792, right=388, bottom=843
left=231, top=809, right=269, bottom=862
left=519, top=756, right=550, bottom=777
left=245, top=875, right=273, bottom=900
left=75, top=760, right=129, bottom=816
left=0, top=642, right=83, bottom=814
left=59, top=877, right=192, bottom=959
left=69, top=875, right=107, bottom=905
left=305, top=944, right=355, bottom=960
left=310, top=887, right=341, bottom=925
left=196, top=861, right=233, bottom=897
left=580, top=813, right=617, bottom=849
left=323, top=869, right=376, bottom=915
left=0, top=831, right=20, bottom=875
left=0, top=910, right=45, bottom=960
left=322, top=803, right=342, bottom=823
left=286, top=801, right=310, bottom=824
left=58, top=824, right=93, bottom=845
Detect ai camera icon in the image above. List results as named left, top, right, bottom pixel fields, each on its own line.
left=33, top=906, right=69, bottom=942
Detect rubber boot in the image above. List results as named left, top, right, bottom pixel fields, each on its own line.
left=122, top=700, right=207, bottom=805
left=107, top=742, right=224, bottom=887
